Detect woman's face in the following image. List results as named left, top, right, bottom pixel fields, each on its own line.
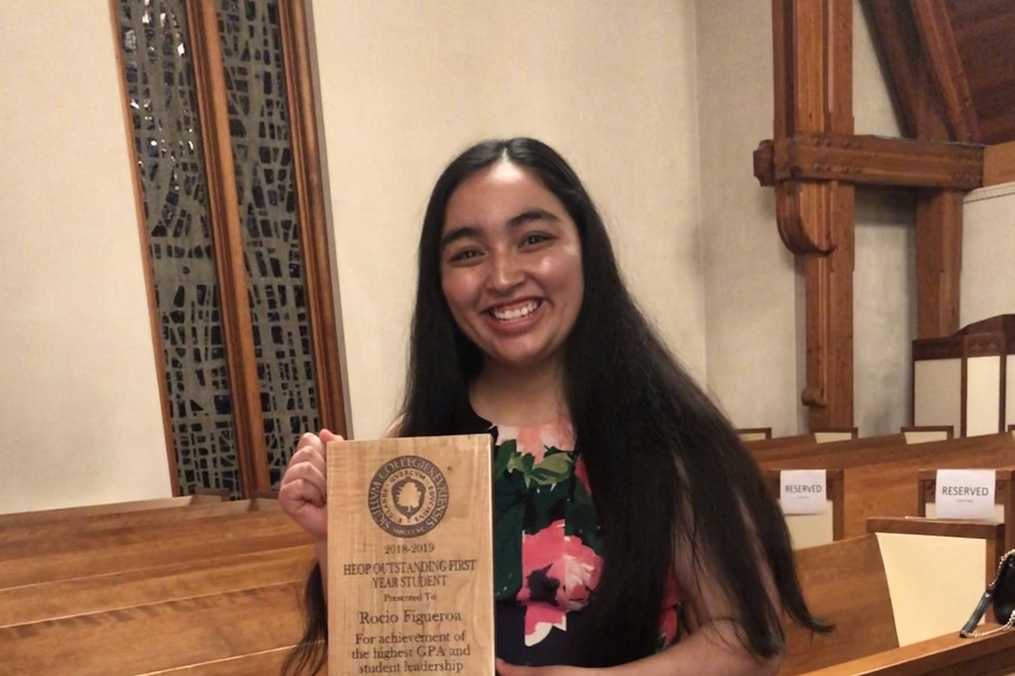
left=440, top=161, right=584, bottom=372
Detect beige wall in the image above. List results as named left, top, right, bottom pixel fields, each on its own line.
left=311, top=0, right=706, bottom=438
left=0, top=1, right=170, bottom=513
left=698, top=0, right=915, bottom=436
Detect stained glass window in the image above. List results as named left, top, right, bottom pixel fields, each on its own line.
left=116, top=0, right=326, bottom=497
left=117, top=0, right=241, bottom=496
left=217, top=0, right=321, bottom=488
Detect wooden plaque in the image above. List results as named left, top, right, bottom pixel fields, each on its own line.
left=327, top=435, right=494, bottom=676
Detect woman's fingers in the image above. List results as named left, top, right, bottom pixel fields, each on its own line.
left=280, top=461, right=327, bottom=503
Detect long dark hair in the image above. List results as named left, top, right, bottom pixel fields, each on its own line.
left=284, top=138, right=826, bottom=673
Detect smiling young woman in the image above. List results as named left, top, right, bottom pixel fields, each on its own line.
left=279, top=138, right=829, bottom=676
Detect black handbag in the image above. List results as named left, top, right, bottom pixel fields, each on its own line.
left=960, top=549, right=1015, bottom=638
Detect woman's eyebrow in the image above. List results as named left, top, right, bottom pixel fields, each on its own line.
left=439, top=225, right=480, bottom=251
left=440, top=209, right=562, bottom=250
left=507, top=208, right=561, bottom=228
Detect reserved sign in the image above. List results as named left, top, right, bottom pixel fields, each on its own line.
left=779, top=470, right=827, bottom=515
left=934, top=469, right=996, bottom=520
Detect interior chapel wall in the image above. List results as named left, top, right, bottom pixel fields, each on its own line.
left=0, top=0, right=172, bottom=514
left=697, top=0, right=917, bottom=437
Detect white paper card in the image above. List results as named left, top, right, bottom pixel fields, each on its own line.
left=935, top=469, right=996, bottom=520
left=780, top=470, right=827, bottom=515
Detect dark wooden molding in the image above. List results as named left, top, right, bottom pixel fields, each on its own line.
left=754, top=134, right=983, bottom=189
left=277, top=0, right=348, bottom=439
left=107, top=0, right=181, bottom=497
left=185, top=0, right=269, bottom=497
left=909, top=0, right=982, bottom=143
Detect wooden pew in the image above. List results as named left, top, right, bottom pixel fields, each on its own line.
left=0, top=544, right=315, bottom=627
left=0, top=498, right=276, bottom=546
left=0, top=492, right=228, bottom=529
left=762, top=432, right=1015, bottom=537
left=746, top=428, right=859, bottom=459
left=782, top=521, right=1015, bottom=676
left=0, top=582, right=306, bottom=676
left=0, top=510, right=311, bottom=588
left=763, top=469, right=845, bottom=547
left=748, top=428, right=951, bottom=466
left=133, top=646, right=324, bottom=676
left=918, top=468, right=1015, bottom=552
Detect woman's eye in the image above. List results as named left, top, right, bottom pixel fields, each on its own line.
left=449, top=249, right=481, bottom=263
left=522, top=233, right=551, bottom=246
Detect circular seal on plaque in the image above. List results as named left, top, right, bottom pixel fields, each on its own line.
left=367, top=455, right=450, bottom=538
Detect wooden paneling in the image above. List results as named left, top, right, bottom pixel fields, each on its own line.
left=947, top=0, right=1015, bottom=145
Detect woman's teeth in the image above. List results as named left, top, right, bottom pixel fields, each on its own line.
left=491, top=301, right=540, bottom=321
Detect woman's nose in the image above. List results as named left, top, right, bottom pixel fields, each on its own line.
left=488, top=250, right=524, bottom=291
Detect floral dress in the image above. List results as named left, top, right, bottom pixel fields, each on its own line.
left=489, top=419, right=684, bottom=665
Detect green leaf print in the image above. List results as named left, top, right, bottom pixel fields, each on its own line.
left=494, top=439, right=518, bottom=477
left=528, top=450, right=574, bottom=486
left=506, top=451, right=534, bottom=483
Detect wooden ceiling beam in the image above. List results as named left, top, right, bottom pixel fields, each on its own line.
left=909, top=0, right=982, bottom=143
left=864, top=0, right=921, bottom=138
left=754, top=134, right=983, bottom=189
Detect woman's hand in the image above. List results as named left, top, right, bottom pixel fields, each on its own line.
left=496, top=659, right=603, bottom=676
left=279, top=429, right=341, bottom=541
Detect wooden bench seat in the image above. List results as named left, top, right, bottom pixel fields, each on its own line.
left=0, top=511, right=310, bottom=588
left=0, top=493, right=228, bottom=529
left=782, top=523, right=1015, bottom=676
left=0, top=544, right=315, bottom=627
left=0, top=498, right=278, bottom=546
left=1, top=509, right=298, bottom=559
left=0, top=582, right=306, bottom=676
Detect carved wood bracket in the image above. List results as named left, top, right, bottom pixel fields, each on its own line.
left=755, top=134, right=984, bottom=190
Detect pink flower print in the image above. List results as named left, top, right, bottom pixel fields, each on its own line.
left=517, top=520, right=603, bottom=646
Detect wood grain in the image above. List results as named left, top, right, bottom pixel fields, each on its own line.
left=0, top=545, right=314, bottom=628
left=0, top=499, right=261, bottom=546
left=0, top=494, right=225, bottom=529
left=328, top=435, right=494, bottom=676
left=782, top=534, right=898, bottom=675
left=0, top=583, right=305, bottom=676
left=0, top=512, right=310, bottom=588
left=133, top=646, right=323, bottom=676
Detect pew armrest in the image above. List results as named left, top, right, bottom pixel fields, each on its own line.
left=794, top=629, right=1015, bottom=676
left=867, top=517, right=1004, bottom=541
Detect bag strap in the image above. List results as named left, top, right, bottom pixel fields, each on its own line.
left=960, top=549, right=1015, bottom=638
